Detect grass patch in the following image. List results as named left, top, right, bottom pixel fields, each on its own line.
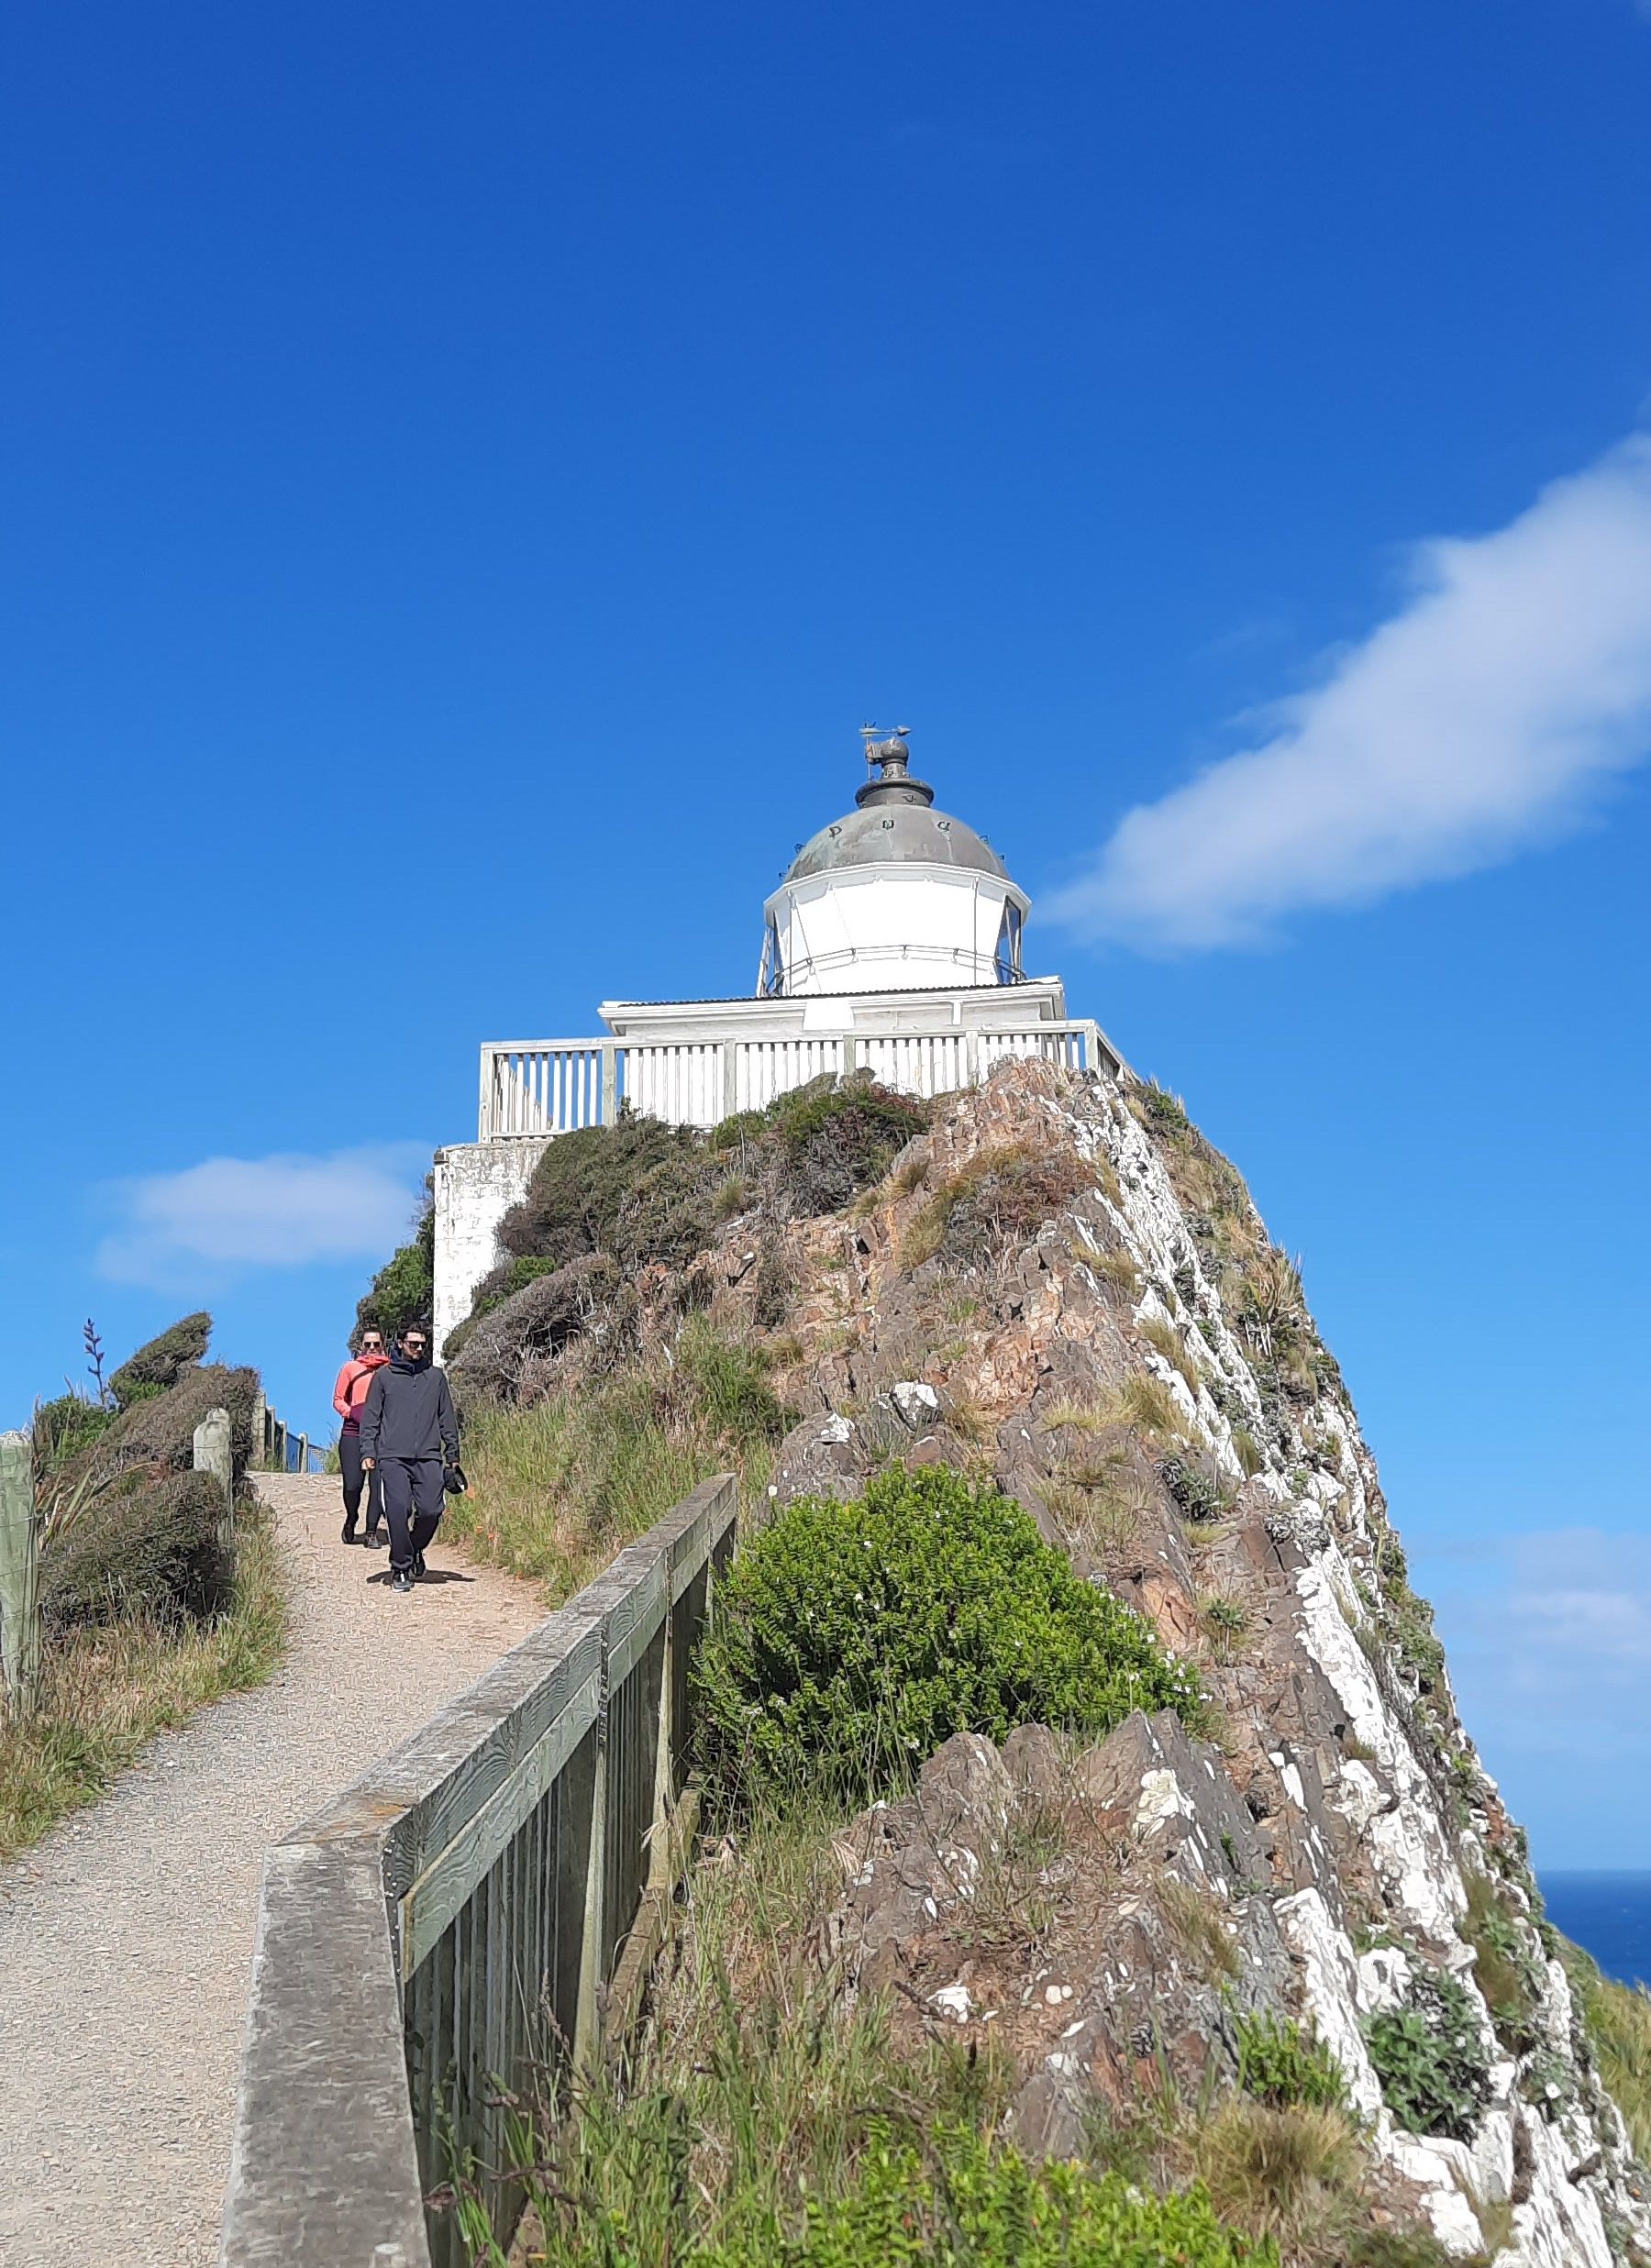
left=1160, top=1876, right=1241, bottom=1982
left=449, top=1322, right=787, bottom=1604
left=1231, top=1426, right=1266, bottom=1478
left=899, top=1142, right=1090, bottom=1271
left=1142, top=1313, right=1202, bottom=1394
left=1563, top=1937, right=1651, bottom=2163
left=0, top=1507, right=287, bottom=1860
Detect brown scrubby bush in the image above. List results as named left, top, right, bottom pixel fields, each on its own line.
left=108, top=1312, right=212, bottom=1410
left=69, top=1364, right=260, bottom=1495
left=447, top=1255, right=634, bottom=1406
left=42, top=1470, right=234, bottom=1632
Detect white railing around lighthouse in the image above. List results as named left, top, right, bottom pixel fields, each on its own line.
left=476, top=1021, right=1122, bottom=1140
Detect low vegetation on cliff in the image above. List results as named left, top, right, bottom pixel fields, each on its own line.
left=0, top=1316, right=287, bottom=1856
left=419, top=1060, right=1647, bottom=2268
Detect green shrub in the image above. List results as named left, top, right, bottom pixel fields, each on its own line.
left=356, top=1188, right=434, bottom=1344
left=693, top=1465, right=1201, bottom=1807
left=108, top=1312, right=211, bottom=1409
left=1235, top=2011, right=1348, bottom=2110
left=500, top=1118, right=702, bottom=1269
left=1461, top=1874, right=1542, bottom=2053
left=696, top=2122, right=1277, bottom=2267
left=32, top=1393, right=115, bottom=1472
left=1363, top=1965, right=1490, bottom=2141
left=41, top=1470, right=233, bottom=1632
left=1160, top=1451, right=1234, bottom=1524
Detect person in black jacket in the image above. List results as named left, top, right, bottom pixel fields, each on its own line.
left=358, top=1323, right=460, bottom=1595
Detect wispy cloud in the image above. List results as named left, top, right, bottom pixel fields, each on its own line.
left=98, top=1143, right=429, bottom=1289
left=1047, top=437, right=1651, bottom=950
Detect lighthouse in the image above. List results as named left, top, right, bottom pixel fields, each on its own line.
left=432, top=730, right=1122, bottom=1351
left=759, top=729, right=1027, bottom=999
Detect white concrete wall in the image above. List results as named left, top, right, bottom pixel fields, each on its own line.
left=432, top=1137, right=549, bottom=1357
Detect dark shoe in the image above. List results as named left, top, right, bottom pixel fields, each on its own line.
left=413, top=1551, right=427, bottom=1580
left=341, top=1519, right=359, bottom=1545
left=362, top=1528, right=388, bottom=1550
left=390, top=1570, right=415, bottom=1595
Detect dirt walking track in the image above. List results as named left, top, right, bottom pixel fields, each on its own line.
left=0, top=1473, right=546, bottom=2268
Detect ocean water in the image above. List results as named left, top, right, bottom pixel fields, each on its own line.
left=1542, top=1872, right=1651, bottom=1988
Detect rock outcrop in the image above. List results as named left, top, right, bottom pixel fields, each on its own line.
left=478, top=1055, right=1650, bottom=2263
left=710, top=1059, right=1648, bottom=2266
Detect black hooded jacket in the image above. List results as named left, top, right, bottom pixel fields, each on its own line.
left=358, top=1352, right=459, bottom=1465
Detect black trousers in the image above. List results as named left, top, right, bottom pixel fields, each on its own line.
left=379, top=1455, right=445, bottom=1575
left=338, top=1432, right=383, bottom=1532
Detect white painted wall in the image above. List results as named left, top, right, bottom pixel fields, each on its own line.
left=763, top=863, right=1027, bottom=996
left=431, top=1137, right=548, bottom=1357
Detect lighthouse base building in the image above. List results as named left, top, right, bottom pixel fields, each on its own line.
left=432, top=734, right=1125, bottom=1353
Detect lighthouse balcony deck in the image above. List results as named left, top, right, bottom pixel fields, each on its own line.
left=476, top=1013, right=1121, bottom=1140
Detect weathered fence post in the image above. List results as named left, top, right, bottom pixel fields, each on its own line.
left=0, top=1430, right=43, bottom=1722
left=192, top=1405, right=236, bottom=1550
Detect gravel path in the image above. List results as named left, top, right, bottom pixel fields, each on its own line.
left=0, top=1474, right=546, bottom=2268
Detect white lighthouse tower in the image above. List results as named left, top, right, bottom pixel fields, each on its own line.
left=759, top=728, right=1027, bottom=999
left=432, top=729, right=1121, bottom=1351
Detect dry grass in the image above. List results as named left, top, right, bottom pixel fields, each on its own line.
left=1095, top=1246, right=1144, bottom=1296
left=0, top=1508, right=287, bottom=1859
left=1109, top=1369, right=1191, bottom=1443
left=450, top=1324, right=784, bottom=1603
left=1159, top=1875, right=1240, bottom=1981
left=1043, top=1470, right=1151, bottom=1579
left=1141, top=1312, right=1202, bottom=1393
left=1191, top=2099, right=1363, bottom=2263
left=1230, top=1425, right=1266, bottom=1478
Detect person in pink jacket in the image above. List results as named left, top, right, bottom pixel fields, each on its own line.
left=334, top=1328, right=391, bottom=1545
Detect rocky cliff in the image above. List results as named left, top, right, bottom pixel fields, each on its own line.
left=459, top=1057, right=1650, bottom=2266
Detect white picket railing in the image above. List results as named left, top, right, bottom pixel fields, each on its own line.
left=478, top=1021, right=1119, bottom=1140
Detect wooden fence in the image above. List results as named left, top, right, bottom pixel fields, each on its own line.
left=219, top=1472, right=738, bottom=2268
left=249, top=1390, right=324, bottom=1476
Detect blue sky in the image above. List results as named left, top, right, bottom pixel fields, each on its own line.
left=5, top=0, right=1650, bottom=1864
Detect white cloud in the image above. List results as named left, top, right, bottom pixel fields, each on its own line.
left=98, top=1143, right=430, bottom=1289
left=1047, top=436, right=1651, bottom=950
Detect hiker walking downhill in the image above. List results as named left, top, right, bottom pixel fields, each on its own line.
left=333, top=1327, right=390, bottom=1546
left=358, top=1322, right=461, bottom=1596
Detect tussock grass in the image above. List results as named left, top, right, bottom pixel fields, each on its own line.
left=450, top=1322, right=785, bottom=1605
left=1142, top=1312, right=1202, bottom=1393
left=1160, top=1875, right=1240, bottom=1981
left=0, top=1509, right=287, bottom=1859
left=1231, top=1425, right=1266, bottom=1478
left=1095, top=1246, right=1144, bottom=1295
left=1191, top=2100, right=1361, bottom=2262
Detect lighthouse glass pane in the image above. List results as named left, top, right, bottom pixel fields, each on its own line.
left=994, top=906, right=1021, bottom=984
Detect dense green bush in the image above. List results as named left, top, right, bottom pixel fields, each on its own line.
left=500, top=1118, right=702, bottom=1270
left=697, top=2123, right=1277, bottom=2268
left=693, top=1465, right=1201, bottom=1806
left=108, top=1312, right=211, bottom=1409
left=1235, top=2011, right=1348, bottom=2110
left=41, top=1469, right=233, bottom=1631
left=1363, top=1964, right=1490, bottom=2141
left=355, top=1187, right=435, bottom=1344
